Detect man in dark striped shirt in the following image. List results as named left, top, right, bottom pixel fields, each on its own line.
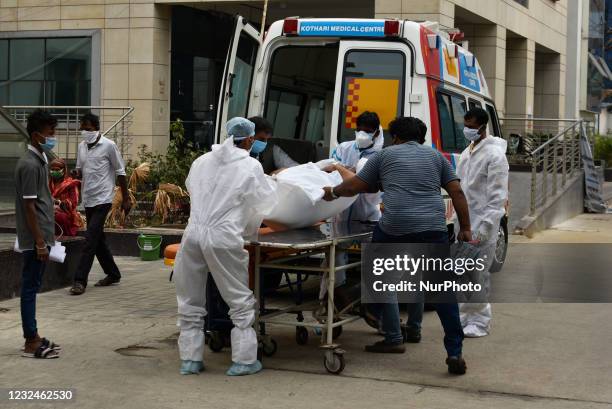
left=323, top=117, right=472, bottom=375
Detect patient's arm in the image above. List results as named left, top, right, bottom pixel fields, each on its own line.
left=322, top=163, right=355, bottom=181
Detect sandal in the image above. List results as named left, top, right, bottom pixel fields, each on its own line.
left=21, top=338, right=61, bottom=352
left=69, top=283, right=85, bottom=295
left=22, top=344, right=60, bottom=359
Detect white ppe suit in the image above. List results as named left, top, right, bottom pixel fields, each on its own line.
left=320, top=130, right=383, bottom=298
left=174, top=137, right=277, bottom=364
left=456, top=135, right=509, bottom=336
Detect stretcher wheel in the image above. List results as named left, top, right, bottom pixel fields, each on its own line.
left=323, top=351, right=345, bottom=375
left=296, top=327, right=309, bottom=345
left=262, top=338, right=277, bottom=357
left=208, top=332, right=224, bottom=352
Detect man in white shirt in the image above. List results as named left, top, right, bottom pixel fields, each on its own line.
left=69, top=113, right=131, bottom=295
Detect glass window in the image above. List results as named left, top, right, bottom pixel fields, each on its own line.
left=10, top=39, right=44, bottom=80
left=2, top=37, right=91, bottom=107
left=9, top=82, right=44, bottom=105
left=0, top=107, right=27, bottom=211
left=468, top=99, right=482, bottom=110
left=486, top=103, right=501, bottom=137
left=46, top=37, right=91, bottom=81
left=0, top=40, right=7, bottom=80
left=226, top=32, right=259, bottom=120
left=0, top=86, right=7, bottom=106
left=265, top=89, right=304, bottom=139
left=304, top=97, right=326, bottom=143
left=339, top=50, right=405, bottom=143
left=437, top=92, right=468, bottom=152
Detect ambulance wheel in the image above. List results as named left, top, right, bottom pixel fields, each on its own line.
left=208, top=332, right=224, bottom=352
left=262, top=338, right=277, bottom=357
left=296, top=327, right=309, bottom=345
left=324, top=351, right=345, bottom=375
left=490, top=217, right=508, bottom=273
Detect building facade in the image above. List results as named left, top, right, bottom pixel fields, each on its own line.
left=0, top=0, right=582, bottom=154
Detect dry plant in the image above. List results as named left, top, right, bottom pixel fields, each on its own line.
left=129, top=162, right=150, bottom=191
left=154, top=183, right=188, bottom=223
left=107, top=187, right=136, bottom=228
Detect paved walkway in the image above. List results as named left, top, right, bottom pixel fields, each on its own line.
left=1, top=216, right=612, bottom=408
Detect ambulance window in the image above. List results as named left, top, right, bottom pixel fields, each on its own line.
left=486, top=103, right=501, bottom=137
left=266, top=89, right=304, bottom=138
left=226, top=32, right=259, bottom=120
left=338, top=50, right=405, bottom=143
left=468, top=99, right=482, bottom=110
left=437, top=92, right=468, bottom=152
left=305, top=97, right=326, bottom=143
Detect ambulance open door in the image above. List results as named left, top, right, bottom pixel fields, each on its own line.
left=215, top=16, right=261, bottom=143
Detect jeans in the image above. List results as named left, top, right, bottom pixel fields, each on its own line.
left=21, top=250, right=47, bottom=339
left=368, top=224, right=464, bottom=357
left=74, top=203, right=121, bottom=286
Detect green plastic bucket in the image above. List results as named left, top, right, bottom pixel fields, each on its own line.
left=137, top=234, right=162, bottom=261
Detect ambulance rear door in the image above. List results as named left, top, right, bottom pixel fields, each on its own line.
left=332, top=39, right=413, bottom=149
left=215, top=16, right=261, bottom=143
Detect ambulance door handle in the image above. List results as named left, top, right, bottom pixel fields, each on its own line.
left=227, top=73, right=236, bottom=98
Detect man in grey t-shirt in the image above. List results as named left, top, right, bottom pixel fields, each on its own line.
left=15, top=110, right=61, bottom=359
left=323, top=117, right=472, bottom=375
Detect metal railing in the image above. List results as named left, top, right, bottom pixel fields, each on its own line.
left=525, top=120, right=583, bottom=216
left=3, top=106, right=134, bottom=160
left=501, top=118, right=584, bottom=163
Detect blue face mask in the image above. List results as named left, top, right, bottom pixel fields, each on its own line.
left=40, top=136, right=57, bottom=151
left=250, top=140, right=267, bottom=155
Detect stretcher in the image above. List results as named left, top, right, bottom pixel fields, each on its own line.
left=247, top=221, right=374, bottom=374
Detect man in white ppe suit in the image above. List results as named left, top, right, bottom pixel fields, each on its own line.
left=174, top=117, right=277, bottom=376
left=318, top=112, right=384, bottom=308
left=456, top=108, right=509, bottom=338
left=331, top=111, right=384, bottom=224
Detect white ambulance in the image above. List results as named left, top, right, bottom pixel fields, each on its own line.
left=215, top=16, right=507, bottom=270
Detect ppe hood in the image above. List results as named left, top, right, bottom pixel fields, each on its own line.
left=211, top=137, right=250, bottom=164
left=475, top=135, right=507, bottom=155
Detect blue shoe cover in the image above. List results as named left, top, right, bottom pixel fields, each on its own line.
left=180, top=360, right=204, bottom=375
left=226, top=360, right=262, bottom=376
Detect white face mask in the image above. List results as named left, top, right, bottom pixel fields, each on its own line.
left=463, top=127, right=481, bottom=142
left=81, top=130, right=99, bottom=144
left=355, top=130, right=376, bottom=149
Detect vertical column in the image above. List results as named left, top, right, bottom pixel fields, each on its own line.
left=505, top=38, right=535, bottom=119
left=466, top=25, right=507, bottom=116
left=102, top=2, right=130, bottom=154
left=534, top=52, right=565, bottom=119
left=126, top=3, right=171, bottom=156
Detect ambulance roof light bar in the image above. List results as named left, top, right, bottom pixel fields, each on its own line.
left=282, top=18, right=402, bottom=37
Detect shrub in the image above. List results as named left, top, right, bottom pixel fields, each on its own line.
left=594, top=134, right=612, bottom=166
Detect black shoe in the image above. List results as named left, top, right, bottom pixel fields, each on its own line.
left=69, top=282, right=86, bottom=295
left=401, top=325, right=421, bottom=343
left=364, top=340, right=405, bottom=354
left=94, top=276, right=120, bottom=287
left=446, top=356, right=467, bottom=375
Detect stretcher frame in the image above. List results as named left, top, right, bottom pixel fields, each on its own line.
left=248, top=222, right=374, bottom=374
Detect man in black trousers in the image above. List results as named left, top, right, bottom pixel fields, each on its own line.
left=69, top=113, right=131, bottom=295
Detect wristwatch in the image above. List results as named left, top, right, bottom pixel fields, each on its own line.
left=330, top=187, right=339, bottom=199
